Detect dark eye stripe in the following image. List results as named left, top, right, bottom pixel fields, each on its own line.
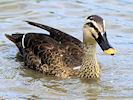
left=86, top=22, right=99, bottom=33
left=86, top=22, right=103, bottom=40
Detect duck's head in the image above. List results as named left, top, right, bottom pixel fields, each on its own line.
left=83, top=15, right=116, bottom=55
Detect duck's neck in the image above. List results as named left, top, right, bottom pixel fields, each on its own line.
left=78, top=42, right=101, bottom=79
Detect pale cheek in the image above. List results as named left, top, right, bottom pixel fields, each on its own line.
left=90, top=28, right=98, bottom=38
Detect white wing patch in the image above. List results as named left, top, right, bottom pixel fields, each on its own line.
left=22, top=34, right=26, bottom=48
left=73, top=66, right=81, bottom=70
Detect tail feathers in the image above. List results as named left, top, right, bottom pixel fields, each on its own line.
left=5, top=34, right=24, bottom=55
left=5, top=34, right=24, bottom=44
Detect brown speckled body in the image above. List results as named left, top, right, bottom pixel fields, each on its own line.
left=21, top=33, right=83, bottom=78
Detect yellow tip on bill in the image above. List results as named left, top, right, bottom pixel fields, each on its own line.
left=104, top=48, right=116, bottom=55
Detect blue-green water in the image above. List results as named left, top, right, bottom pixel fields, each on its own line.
left=0, top=0, right=133, bottom=99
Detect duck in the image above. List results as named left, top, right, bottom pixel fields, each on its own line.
left=5, top=15, right=116, bottom=79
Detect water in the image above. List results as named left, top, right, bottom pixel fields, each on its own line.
left=0, top=0, right=133, bottom=99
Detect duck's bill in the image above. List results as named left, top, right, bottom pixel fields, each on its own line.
left=95, top=32, right=116, bottom=55
left=104, top=48, right=116, bottom=55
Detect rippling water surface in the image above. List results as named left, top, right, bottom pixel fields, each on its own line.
left=0, top=0, right=133, bottom=99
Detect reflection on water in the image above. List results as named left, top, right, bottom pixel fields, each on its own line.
left=0, top=0, right=133, bottom=99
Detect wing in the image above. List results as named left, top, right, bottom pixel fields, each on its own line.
left=25, top=21, right=82, bottom=48
left=25, top=21, right=83, bottom=67
left=24, top=33, right=82, bottom=68
left=23, top=33, right=64, bottom=68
